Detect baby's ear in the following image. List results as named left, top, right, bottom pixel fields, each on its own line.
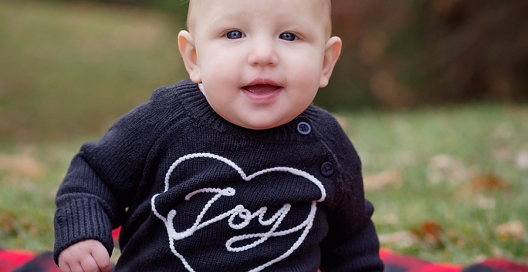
left=319, top=36, right=342, bottom=88
left=178, top=30, right=202, bottom=83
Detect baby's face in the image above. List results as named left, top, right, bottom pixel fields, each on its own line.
left=180, top=0, right=340, bottom=130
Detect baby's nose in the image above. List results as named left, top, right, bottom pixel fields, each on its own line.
left=247, top=40, right=279, bottom=67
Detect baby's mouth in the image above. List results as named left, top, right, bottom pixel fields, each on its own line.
left=243, top=84, right=281, bottom=95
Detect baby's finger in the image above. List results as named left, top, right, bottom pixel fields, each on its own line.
left=91, top=249, right=111, bottom=272
left=80, top=256, right=101, bottom=272
left=67, top=262, right=84, bottom=272
left=58, top=261, right=72, bottom=272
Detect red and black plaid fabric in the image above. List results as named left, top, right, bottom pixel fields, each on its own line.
left=1, top=247, right=527, bottom=272
left=0, top=249, right=59, bottom=272
left=380, top=248, right=528, bottom=272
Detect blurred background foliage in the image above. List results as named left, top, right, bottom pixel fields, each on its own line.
left=0, top=0, right=527, bottom=142
left=328, top=0, right=528, bottom=110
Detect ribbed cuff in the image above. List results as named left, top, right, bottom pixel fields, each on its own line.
left=53, top=197, right=114, bottom=265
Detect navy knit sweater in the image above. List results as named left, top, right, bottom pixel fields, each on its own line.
left=54, top=80, right=384, bottom=271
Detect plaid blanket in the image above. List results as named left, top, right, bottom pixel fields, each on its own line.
left=1, top=247, right=527, bottom=272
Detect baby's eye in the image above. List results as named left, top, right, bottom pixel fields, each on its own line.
left=279, top=32, right=296, bottom=41
left=226, top=30, right=244, bottom=39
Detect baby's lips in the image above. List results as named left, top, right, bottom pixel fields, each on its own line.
left=243, top=84, right=281, bottom=94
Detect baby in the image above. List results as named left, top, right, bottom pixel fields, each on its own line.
left=54, top=0, right=384, bottom=271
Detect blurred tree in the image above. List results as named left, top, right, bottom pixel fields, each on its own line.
left=403, top=0, right=528, bottom=105
left=319, top=0, right=411, bottom=110
left=320, top=0, right=528, bottom=111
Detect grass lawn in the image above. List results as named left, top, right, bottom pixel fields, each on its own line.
left=0, top=0, right=527, bottom=266
left=346, top=105, right=528, bottom=264
left=0, top=0, right=186, bottom=141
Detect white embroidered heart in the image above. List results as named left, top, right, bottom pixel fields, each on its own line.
left=151, top=153, right=327, bottom=272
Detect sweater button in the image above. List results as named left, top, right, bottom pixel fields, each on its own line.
left=297, top=122, right=311, bottom=135
left=321, top=162, right=334, bottom=176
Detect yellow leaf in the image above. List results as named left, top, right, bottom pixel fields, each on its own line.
left=364, top=169, right=402, bottom=191
left=495, top=221, right=525, bottom=242
left=0, top=152, right=44, bottom=179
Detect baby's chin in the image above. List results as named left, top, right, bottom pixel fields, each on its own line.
left=224, top=115, right=293, bottom=131
left=231, top=121, right=284, bottom=130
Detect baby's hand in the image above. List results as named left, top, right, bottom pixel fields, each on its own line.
left=58, top=239, right=111, bottom=272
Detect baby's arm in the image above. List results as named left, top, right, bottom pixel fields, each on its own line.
left=317, top=113, right=384, bottom=271
left=58, top=240, right=111, bottom=272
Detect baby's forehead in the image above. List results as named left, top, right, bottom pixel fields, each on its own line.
left=187, top=0, right=332, bottom=34
left=188, top=0, right=330, bottom=7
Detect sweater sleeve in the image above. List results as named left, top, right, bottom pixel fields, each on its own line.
left=317, top=113, right=384, bottom=272
left=53, top=85, right=176, bottom=264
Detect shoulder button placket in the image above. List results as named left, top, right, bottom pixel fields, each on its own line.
left=297, top=122, right=312, bottom=135
left=321, top=161, right=334, bottom=177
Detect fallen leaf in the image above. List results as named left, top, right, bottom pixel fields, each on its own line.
left=492, top=246, right=504, bottom=258
left=427, top=154, right=470, bottom=185
left=495, top=221, right=525, bottom=242
left=0, top=211, right=17, bottom=235
left=516, top=150, right=528, bottom=170
left=364, top=169, right=402, bottom=191
left=411, top=221, right=444, bottom=247
left=472, top=194, right=496, bottom=210
left=376, top=213, right=400, bottom=225
left=471, top=173, right=509, bottom=191
left=378, top=231, right=418, bottom=248
left=0, top=152, right=44, bottom=179
left=492, top=146, right=513, bottom=162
